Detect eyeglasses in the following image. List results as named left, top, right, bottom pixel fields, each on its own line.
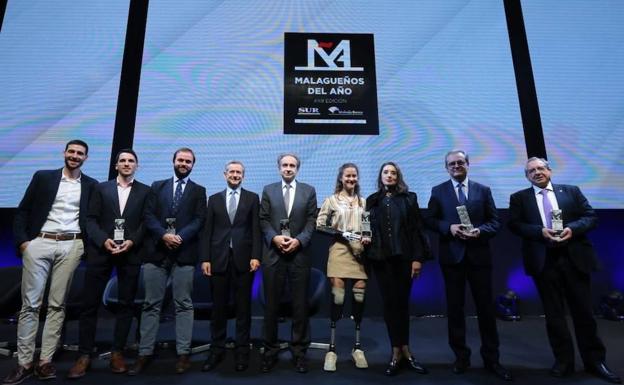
left=447, top=161, right=466, bottom=167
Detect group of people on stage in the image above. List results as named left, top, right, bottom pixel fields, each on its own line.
left=2, top=139, right=621, bottom=384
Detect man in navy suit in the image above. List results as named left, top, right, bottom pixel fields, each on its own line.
left=425, top=150, right=511, bottom=381
left=259, top=153, right=317, bottom=374
left=67, top=149, right=150, bottom=379
left=128, top=148, right=206, bottom=376
left=4, top=140, right=97, bottom=385
left=199, top=160, right=261, bottom=372
left=509, top=157, right=620, bottom=384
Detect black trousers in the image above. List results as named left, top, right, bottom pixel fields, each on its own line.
left=210, top=254, right=254, bottom=355
left=371, top=258, right=412, bottom=348
left=78, top=257, right=140, bottom=354
left=533, top=248, right=606, bottom=367
left=441, top=259, right=500, bottom=364
left=262, top=261, right=310, bottom=359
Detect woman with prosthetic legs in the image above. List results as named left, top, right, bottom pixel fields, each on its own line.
left=317, top=163, right=370, bottom=372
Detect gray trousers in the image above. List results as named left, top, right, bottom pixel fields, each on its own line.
left=138, top=262, right=194, bottom=356
left=17, top=237, right=83, bottom=365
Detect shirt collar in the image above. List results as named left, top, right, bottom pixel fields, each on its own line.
left=116, top=176, right=134, bottom=187
left=227, top=186, right=240, bottom=195
left=282, top=179, right=297, bottom=189
left=533, top=181, right=554, bottom=195
left=450, top=176, right=468, bottom=187
left=173, top=175, right=190, bottom=184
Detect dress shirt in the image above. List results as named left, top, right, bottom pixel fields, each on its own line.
left=450, top=177, right=469, bottom=201
left=281, top=179, right=297, bottom=217
left=117, top=177, right=134, bottom=215
left=532, top=182, right=560, bottom=228
left=41, top=173, right=82, bottom=233
left=172, top=175, right=190, bottom=199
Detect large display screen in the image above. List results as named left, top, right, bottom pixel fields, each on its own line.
left=0, top=1, right=129, bottom=207
left=133, top=0, right=527, bottom=207
left=522, top=1, right=624, bottom=208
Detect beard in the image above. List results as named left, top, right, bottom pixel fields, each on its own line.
left=64, top=157, right=84, bottom=170
left=174, top=165, right=192, bottom=179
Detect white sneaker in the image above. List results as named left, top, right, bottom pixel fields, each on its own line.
left=324, top=351, right=337, bottom=372
left=351, top=348, right=368, bottom=369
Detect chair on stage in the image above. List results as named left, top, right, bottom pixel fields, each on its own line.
left=258, top=267, right=329, bottom=352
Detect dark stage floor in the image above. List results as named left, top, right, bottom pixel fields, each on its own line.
left=1, top=316, right=622, bottom=385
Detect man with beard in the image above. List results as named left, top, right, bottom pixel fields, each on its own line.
left=67, top=149, right=150, bottom=379
left=128, top=148, right=206, bottom=376
left=4, top=140, right=97, bottom=385
left=199, top=161, right=261, bottom=372
left=259, top=153, right=317, bottom=374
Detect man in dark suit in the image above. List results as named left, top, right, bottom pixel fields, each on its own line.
left=259, top=153, right=317, bottom=374
left=4, top=140, right=97, bottom=385
left=66, top=149, right=150, bottom=379
left=509, top=157, right=620, bottom=384
left=199, top=160, right=261, bottom=372
left=128, top=148, right=206, bottom=376
left=425, top=150, right=511, bottom=381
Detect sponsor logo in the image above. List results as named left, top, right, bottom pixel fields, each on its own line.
left=297, top=107, right=320, bottom=115
left=327, top=106, right=363, bottom=116
left=295, top=40, right=364, bottom=72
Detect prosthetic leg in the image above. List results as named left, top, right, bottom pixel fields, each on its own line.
left=351, top=287, right=368, bottom=368
left=323, top=287, right=344, bottom=372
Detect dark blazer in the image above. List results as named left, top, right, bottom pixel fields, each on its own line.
left=365, top=191, right=431, bottom=262
left=144, top=178, right=207, bottom=266
left=425, top=180, right=500, bottom=265
left=86, top=179, right=151, bottom=265
left=508, top=184, right=598, bottom=276
left=200, top=188, right=261, bottom=273
left=13, top=168, right=98, bottom=251
left=259, top=181, right=317, bottom=267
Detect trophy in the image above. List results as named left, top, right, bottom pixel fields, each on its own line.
left=551, top=209, right=563, bottom=235
left=456, top=205, right=475, bottom=232
left=165, top=217, right=176, bottom=235
left=280, top=219, right=291, bottom=237
left=113, top=219, right=125, bottom=245
left=360, top=211, right=372, bottom=238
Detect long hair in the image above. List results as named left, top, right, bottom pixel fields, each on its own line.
left=376, top=161, right=409, bottom=194
left=334, top=163, right=361, bottom=206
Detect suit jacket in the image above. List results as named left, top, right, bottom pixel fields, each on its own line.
left=13, top=168, right=98, bottom=251
left=259, top=181, right=317, bottom=267
left=508, top=184, right=598, bottom=276
left=425, top=180, right=500, bottom=266
left=144, top=178, right=207, bottom=266
left=200, top=188, right=261, bottom=273
left=86, top=179, right=151, bottom=265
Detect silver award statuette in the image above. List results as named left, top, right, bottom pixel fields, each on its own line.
left=551, top=209, right=563, bottom=235
left=456, top=205, right=474, bottom=232
left=165, top=217, right=176, bottom=235
left=113, top=219, right=125, bottom=245
left=280, top=219, right=291, bottom=237
left=360, top=211, right=372, bottom=238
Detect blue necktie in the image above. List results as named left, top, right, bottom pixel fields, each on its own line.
left=172, top=179, right=185, bottom=214
left=457, top=183, right=467, bottom=205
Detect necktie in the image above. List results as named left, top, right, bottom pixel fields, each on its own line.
left=228, top=190, right=237, bottom=223
left=172, top=179, right=185, bottom=214
left=457, top=183, right=467, bottom=205
left=540, top=189, right=552, bottom=229
left=283, top=184, right=291, bottom=215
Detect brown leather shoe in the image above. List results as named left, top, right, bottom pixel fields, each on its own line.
left=2, top=364, right=34, bottom=385
left=35, top=362, right=57, bottom=380
left=127, top=356, right=152, bottom=376
left=109, top=352, right=127, bottom=374
left=175, top=355, right=191, bottom=374
left=67, top=355, right=91, bottom=379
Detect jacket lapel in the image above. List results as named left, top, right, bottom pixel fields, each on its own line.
left=106, top=180, right=122, bottom=217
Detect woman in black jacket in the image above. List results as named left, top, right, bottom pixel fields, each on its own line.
left=366, top=161, right=431, bottom=376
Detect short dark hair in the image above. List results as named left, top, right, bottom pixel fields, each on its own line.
left=115, top=148, right=138, bottom=163
left=65, top=139, right=89, bottom=155
left=172, top=147, right=196, bottom=164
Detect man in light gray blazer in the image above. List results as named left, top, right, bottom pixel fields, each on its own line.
left=259, top=153, right=317, bottom=374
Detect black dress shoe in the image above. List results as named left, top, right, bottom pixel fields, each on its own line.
left=485, top=362, right=513, bottom=381
left=550, top=361, right=574, bottom=378
left=586, top=362, right=622, bottom=384
left=384, top=359, right=400, bottom=376
left=452, top=359, right=471, bottom=374
left=201, top=352, right=224, bottom=372
left=293, top=357, right=308, bottom=374
left=235, top=353, right=249, bottom=372
left=261, top=356, right=277, bottom=373
left=405, top=356, right=428, bottom=374
left=127, top=355, right=152, bottom=376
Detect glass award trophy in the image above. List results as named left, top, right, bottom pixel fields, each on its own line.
left=113, top=219, right=125, bottom=245
left=165, top=217, right=176, bottom=235
left=280, top=219, right=291, bottom=237
left=551, top=209, right=563, bottom=235
left=456, top=205, right=475, bottom=232
left=360, top=211, right=372, bottom=238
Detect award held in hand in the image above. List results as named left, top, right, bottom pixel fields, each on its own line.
left=280, top=219, right=291, bottom=237
left=360, top=211, right=372, bottom=238
left=113, top=219, right=125, bottom=245
left=456, top=205, right=475, bottom=232
left=165, top=218, right=176, bottom=235
left=551, top=209, right=563, bottom=235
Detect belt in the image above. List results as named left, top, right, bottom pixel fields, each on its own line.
left=38, top=232, right=83, bottom=241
